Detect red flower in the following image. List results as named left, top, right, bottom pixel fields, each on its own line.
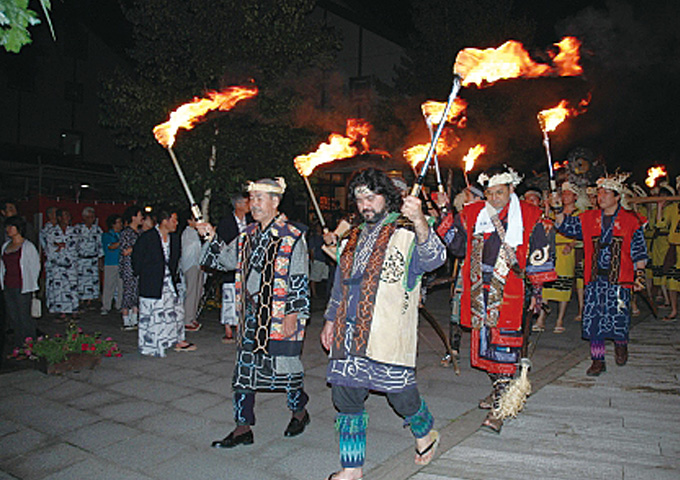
left=115, top=353, right=123, bottom=357
left=81, top=343, right=89, bottom=351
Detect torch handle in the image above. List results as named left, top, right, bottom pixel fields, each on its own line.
left=167, top=147, right=204, bottom=222
left=412, top=75, right=462, bottom=197
left=541, top=130, right=558, bottom=194
left=302, top=175, right=327, bottom=230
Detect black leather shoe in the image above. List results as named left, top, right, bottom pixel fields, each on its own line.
left=284, top=411, right=310, bottom=437
left=211, top=430, right=254, bottom=448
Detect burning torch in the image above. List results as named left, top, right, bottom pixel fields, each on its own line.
left=152, top=85, right=258, bottom=221
left=411, top=75, right=462, bottom=197
left=462, top=144, right=486, bottom=188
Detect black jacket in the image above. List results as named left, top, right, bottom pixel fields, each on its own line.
left=216, top=211, right=252, bottom=282
left=132, top=228, right=181, bottom=299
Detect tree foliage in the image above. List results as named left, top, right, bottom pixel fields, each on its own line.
left=0, top=0, right=53, bottom=53
left=100, top=0, right=340, bottom=216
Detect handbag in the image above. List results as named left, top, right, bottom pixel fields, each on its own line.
left=31, top=294, right=42, bottom=318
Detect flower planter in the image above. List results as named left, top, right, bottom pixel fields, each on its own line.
left=36, top=353, right=102, bottom=375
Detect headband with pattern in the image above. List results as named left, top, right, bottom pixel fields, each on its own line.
left=596, top=172, right=630, bottom=194
left=247, top=177, right=286, bottom=194
left=477, top=166, right=523, bottom=189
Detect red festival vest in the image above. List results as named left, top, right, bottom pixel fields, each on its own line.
left=460, top=201, right=542, bottom=331
left=580, top=208, right=641, bottom=287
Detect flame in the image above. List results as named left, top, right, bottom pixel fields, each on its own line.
left=538, top=97, right=589, bottom=133
left=421, top=98, right=468, bottom=127
left=294, top=134, right=358, bottom=177
left=645, top=166, right=667, bottom=188
left=454, top=36, right=582, bottom=87
left=346, top=118, right=371, bottom=151
left=404, top=137, right=457, bottom=170
left=551, top=37, right=583, bottom=76
left=462, top=144, right=486, bottom=172
left=553, top=160, right=568, bottom=170
left=153, top=85, right=258, bottom=148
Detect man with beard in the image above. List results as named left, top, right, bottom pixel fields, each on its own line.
left=437, top=164, right=556, bottom=433
left=198, top=177, right=311, bottom=448
left=320, top=168, right=446, bottom=480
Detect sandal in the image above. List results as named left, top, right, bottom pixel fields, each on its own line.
left=478, top=394, right=493, bottom=410
left=553, top=325, right=565, bottom=334
left=174, top=342, right=197, bottom=352
left=531, top=324, right=545, bottom=332
left=480, top=412, right=503, bottom=434
left=662, top=315, right=677, bottom=322
left=326, top=472, right=362, bottom=480
left=414, top=430, right=440, bottom=466
left=573, top=315, right=582, bottom=322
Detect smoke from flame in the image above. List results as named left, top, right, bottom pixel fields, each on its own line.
left=645, top=166, right=667, bottom=188
left=153, top=85, right=258, bottom=148
left=454, top=36, right=582, bottom=87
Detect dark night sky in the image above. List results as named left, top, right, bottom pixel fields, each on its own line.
left=50, top=1, right=680, bottom=184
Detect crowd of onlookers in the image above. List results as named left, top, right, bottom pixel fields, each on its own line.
left=0, top=194, right=335, bottom=361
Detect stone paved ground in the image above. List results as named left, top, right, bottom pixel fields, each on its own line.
left=1, top=289, right=677, bottom=480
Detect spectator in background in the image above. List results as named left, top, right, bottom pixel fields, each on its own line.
left=217, top=192, right=251, bottom=343
left=119, top=206, right=144, bottom=331
left=101, top=214, right=123, bottom=316
left=1, top=216, right=40, bottom=354
left=74, top=207, right=104, bottom=311
left=45, top=209, right=79, bottom=321
left=181, top=215, right=204, bottom=332
left=134, top=206, right=194, bottom=357
left=1, top=200, right=38, bottom=250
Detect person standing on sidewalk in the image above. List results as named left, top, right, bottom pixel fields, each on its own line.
left=101, top=214, right=123, bottom=316
left=436, top=165, right=557, bottom=433
left=320, top=168, right=446, bottom=480
left=198, top=177, right=311, bottom=448
left=180, top=215, right=203, bottom=332
left=553, top=172, right=648, bottom=376
left=216, top=192, right=251, bottom=343
left=133, top=206, right=194, bottom=357
left=119, top=206, right=144, bottom=331
left=74, top=207, right=104, bottom=312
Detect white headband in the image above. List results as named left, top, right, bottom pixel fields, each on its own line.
left=478, top=167, right=523, bottom=189
left=247, top=177, right=286, bottom=194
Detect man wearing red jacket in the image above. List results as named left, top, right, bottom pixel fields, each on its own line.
left=553, top=173, right=647, bottom=376
left=438, top=165, right=556, bottom=433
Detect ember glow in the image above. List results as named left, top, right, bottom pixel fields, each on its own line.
left=421, top=98, right=468, bottom=127
left=462, top=144, right=486, bottom=172
left=645, top=166, right=667, bottom=188
left=454, top=36, right=582, bottom=87
left=346, top=118, right=371, bottom=151
left=153, top=85, right=258, bottom=148
left=404, top=138, right=456, bottom=170
left=553, top=160, right=568, bottom=170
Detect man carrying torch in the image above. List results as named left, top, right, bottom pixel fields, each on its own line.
left=320, top=168, right=447, bottom=479
left=197, top=177, right=312, bottom=448
left=437, top=164, right=557, bottom=433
